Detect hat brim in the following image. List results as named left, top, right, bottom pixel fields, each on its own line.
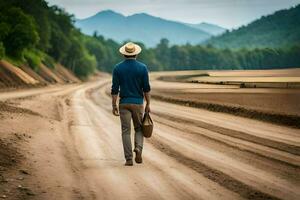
left=119, top=44, right=142, bottom=56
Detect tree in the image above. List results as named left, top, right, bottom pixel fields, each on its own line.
left=0, top=7, right=39, bottom=57
left=2, top=0, right=52, bottom=51
left=155, top=38, right=170, bottom=69
left=47, top=23, right=71, bottom=61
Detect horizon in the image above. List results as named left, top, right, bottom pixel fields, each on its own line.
left=47, top=0, right=300, bottom=28
left=78, top=9, right=225, bottom=28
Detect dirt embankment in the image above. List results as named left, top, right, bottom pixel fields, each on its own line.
left=0, top=59, right=80, bottom=90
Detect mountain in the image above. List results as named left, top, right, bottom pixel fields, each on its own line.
left=206, top=5, right=300, bottom=49
left=186, top=22, right=226, bottom=36
left=75, top=10, right=212, bottom=47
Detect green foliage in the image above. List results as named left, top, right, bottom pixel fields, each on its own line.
left=0, top=0, right=97, bottom=78
left=23, top=49, right=41, bottom=71
left=0, top=42, right=4, bottom=59
left=207, top=5, right=300, bottom=49
left=1, top=1, right=54, bottom=54
left=73, top=52, right=97, bottom=79
left=0, top=7, right=39, bottom=57
left=48, top=23, right=71, bottom=61
left=81, top=35, right=300, bottom=72
left=61, top=35, right=97, bottom=77
left=141, top=41, right=300, bottom=71
left=3, top=0, right=52, bottom=51
left=42, top=53, right=55, bottom=69
left=83, top=33, right=120, bottom=72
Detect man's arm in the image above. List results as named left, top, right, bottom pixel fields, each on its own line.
left=112, top=95, right=118, bottom=107
left=143, top=66, right=151, bottom=113
left=112, top=94, right=119, bottom=116
left=144, top=92, right=151, bottom=113
left=111, top=68, right=120, bottom=116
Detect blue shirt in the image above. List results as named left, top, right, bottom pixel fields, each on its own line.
left=111, top=59, right=151, bottom=104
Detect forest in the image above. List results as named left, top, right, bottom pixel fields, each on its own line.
left=207, top=4, right=300, bottom=49
left=134, top=39, right=300, bottom=71
left=0, top=0, right=299, bottom=78
left=0, top=0, right=118, bottom=78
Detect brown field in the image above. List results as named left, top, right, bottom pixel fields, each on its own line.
left=151, top=68, right=300, bottom=78
left=151, top=68, right=300, bottom=126
left=151, top=81, right=300, bottom=115
left=153, top=68, right=300, bottom=88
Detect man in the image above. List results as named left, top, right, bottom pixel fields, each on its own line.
left=111, top=42, right=151, bottom=166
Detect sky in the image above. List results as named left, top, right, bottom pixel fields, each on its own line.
left=47, top=0, right=300, bottom=28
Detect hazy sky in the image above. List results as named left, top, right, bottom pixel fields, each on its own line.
left=47, top=0, right=300, bottom=28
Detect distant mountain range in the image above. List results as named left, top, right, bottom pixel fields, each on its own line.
left=76, top=5, right=299, bottom=49
left=75, top=10, right=226, bottom=47
left=185, top=22, right=226, bottom=36
left=206, top=4, right=300, bottom=49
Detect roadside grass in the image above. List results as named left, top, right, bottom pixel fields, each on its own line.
left=3, top=49, right=56, bottom=72
left=23, top=49, right=42, bottom=71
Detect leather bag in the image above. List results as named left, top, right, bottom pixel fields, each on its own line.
left=142, top=112, right=153, bottom=138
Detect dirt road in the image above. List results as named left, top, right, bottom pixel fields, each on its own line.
left=0, top=77, right=299, bottom=200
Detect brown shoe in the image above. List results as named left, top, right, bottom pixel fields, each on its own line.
left=125, top=159, right=133, bottom=166
left=134, top=148, right=143, bottom=164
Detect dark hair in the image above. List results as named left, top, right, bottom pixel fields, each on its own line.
left=124, top=54, right=137, bottom=59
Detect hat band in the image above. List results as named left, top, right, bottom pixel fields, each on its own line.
left=125, top=46, right=135, bottom=53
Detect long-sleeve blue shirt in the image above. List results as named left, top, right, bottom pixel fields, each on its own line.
left=111, top=59, right=151, bottom=104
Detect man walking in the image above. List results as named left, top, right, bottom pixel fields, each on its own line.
left=111, top=42, right=151, bottom=166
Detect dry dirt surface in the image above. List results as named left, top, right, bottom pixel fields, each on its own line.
left=151, top=80, right=300, bottom=115
left=0, top=76, right=299, bottom=200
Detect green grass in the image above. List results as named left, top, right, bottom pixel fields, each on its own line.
left=23, top=49, right=42, bottom=71
left=2, top=47, right=57, bottom=73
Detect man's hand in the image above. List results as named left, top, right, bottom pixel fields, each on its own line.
left=111, top=94, right=119, bottom=116
left=112, top=105, right=119, bottom=116
left=145, top=104, right=151, bottom=113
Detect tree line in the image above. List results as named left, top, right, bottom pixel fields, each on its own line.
left=135, top=39, right=300, bottom=71
left=0, top=0, right=299, bottom=77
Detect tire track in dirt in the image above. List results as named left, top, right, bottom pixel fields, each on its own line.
left=149, top=137, right=280, bottom=200
left=150, top=113, right=300, bottom=169
left=152, top=112, right=300, bottom=156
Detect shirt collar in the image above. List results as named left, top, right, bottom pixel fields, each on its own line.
left=125, top=58, right=136, bottom=60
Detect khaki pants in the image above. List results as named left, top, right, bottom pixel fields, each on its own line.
left=119, top=104, right=144, bottom=160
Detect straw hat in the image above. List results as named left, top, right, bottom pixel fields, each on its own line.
left=119, top=42, right=142, bottom=56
